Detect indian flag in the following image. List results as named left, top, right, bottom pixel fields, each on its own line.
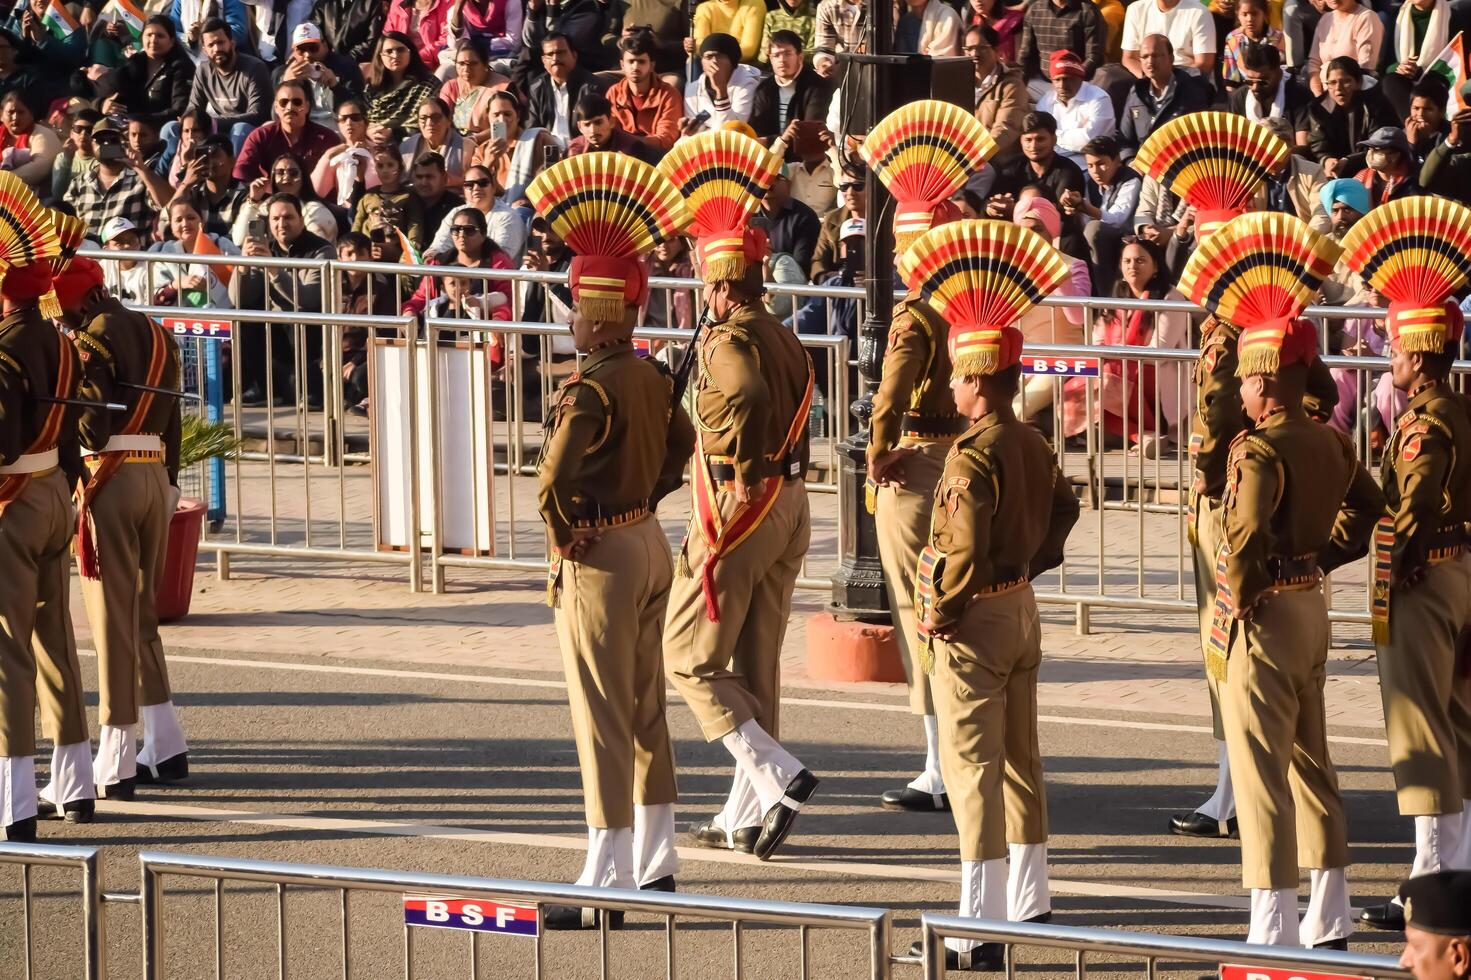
left=190, top=230, right=232, bottom=286
left=100, top=0, right=145, bottom=43
left=1424, top=32, right=1468, bottom=114
left=394, top=228, right=423, bottom=266
left=40, top=0, right=78, bottom=40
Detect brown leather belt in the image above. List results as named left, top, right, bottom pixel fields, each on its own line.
left=708, top=452, right=803, bottom=486
left=570, top=500, right=650, bottom=530
left=900, top=413, right=967, bottom=441
left=86, top=451, right=164, bottom=466
left=1266, top=554, right=1319, bottom=588
left=1426, top=524, right=1470, bottom=563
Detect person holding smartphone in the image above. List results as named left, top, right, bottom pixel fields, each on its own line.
left=62, top=116, right=174, bottom=241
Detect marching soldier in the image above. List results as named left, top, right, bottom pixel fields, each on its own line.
left=1181, top=212, right=1382, bottom=947
left=0, top=194, right=92, bottom=839
left=860, top=100, right=997, bottom=812
left=57, top=255, right=189, bottom=797
left=526, top=154, right=695, bottom=928
left=1336, top=198, right=1471, bottom=931
left=900, top=219, right=1079, bottom=972
left=660, top=132, right=820, bottom=861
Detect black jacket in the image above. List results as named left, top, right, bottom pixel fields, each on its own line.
left=526, top=67, right=606, bottom=133
left=107, top=46, right=193, bottom=126
left=1308, top=87, right=1400, bottom=162
left=749, top=67, right=833, bottom=142
left=764, top=197, right=821, bottom=274
left=1226, top=79, right=1317, bottom=140
left=1118, top=69, right=1212, bottom=157
left=310, top=0, right=385, bottom=66
left=989, top=153, right=1088, bottom=258
left=517, top=0, right=617, bottom=84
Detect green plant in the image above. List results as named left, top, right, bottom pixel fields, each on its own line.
left=178, top=415, right=242, bottom=470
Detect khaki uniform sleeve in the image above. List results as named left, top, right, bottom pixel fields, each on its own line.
left=1389, top=417, right=1452, bottom=584
left=655, top=400, right=696, bottom=507
left=1222, top=440, right=1280, bottom=612
left=1303, top=356, right=1340, bottom=423
left=931, top=449, right=993, bottom=626
left=869, top=311, right=930, bottom=460
left=72, top=326, right=117, bottom=453
left=536, top=382, right=606, bottom=548
left=1031, top=463, right=1079, bottom=578
left=1320, top=435, right=1385, bottom=574
left=1193, top=326, right=1244, bottom=493
left=705, top=332, right=772, bottom=488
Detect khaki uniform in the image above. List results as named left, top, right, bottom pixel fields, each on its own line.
left=539, top=342, right=695, bottom=829
left=924, top=412, right=1079, bottom=861
left=664, top=305, right=814, bottom=744
left=869, top=295, right=965, bottom=716
left=1189, top=315, right=1340, bottom=738
left=1216, top=409, right=1382, bottom=889
left=70, top=297, right=181, bottom=731
left=1374, top=382, right=1471, bottom=817
left=0, top=308, right=86, bottom=758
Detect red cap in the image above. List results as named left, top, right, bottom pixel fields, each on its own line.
left=568, top=254, right=648, bottom=322
left=0, top=262, right=58, bottom=316
left=949, top=324, right=1024, bottom=378
left=1237, top=316, right=1319, bottom=375
left=53, top=256, right=105, bottom=314
left=1048, top=50, right=1085, bottom=79
left=694, top=227, right=769, bottom=281
left=1387, top=299, right=1465, bottom=355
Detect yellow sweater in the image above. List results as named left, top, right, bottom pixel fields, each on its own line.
left=694, top=0, right=768, bottom=62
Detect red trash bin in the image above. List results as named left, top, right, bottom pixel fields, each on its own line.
left=155, top=498, right=205, bottom=623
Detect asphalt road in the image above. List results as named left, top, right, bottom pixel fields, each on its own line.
left=0, top=647, right=1414, bottom=979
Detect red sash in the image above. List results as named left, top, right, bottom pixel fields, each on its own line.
left=690, top=364, right=814, bottom=622
left=76, top=317, right=171, bottom=580
left=0, top=331, right=77, bottom=517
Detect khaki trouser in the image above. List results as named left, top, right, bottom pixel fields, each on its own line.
left=875, top=441, right=947, bottom=716
left=0, top=470, right=87, bottom=757
left=79, top=462, right=172, bottom=728
left=665, top=482, right=811, bottom=743
left=1375, top=554, right=1471, bottom=816
left=933, top=584, right=1048, bottom=862
left=1223, top=587, right=1349, bottom=889
left=1190, top=494, right=1227, bottom=741
left=553, top=515, right=679, bottom=829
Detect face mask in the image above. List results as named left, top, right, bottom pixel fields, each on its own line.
left=1366, top=148, right=1389, bottom=171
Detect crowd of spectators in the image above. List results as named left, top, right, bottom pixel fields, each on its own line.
left=9, top=0, right=1467, bottom=424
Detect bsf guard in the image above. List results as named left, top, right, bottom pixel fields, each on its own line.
left=526, top=155, right=695, bottom=928
left=860, top=99, right=997, bottom=812
left=0, top=236, right=93, bottom=838
left=899, top=219, right=1079, bottom=972
left=56, top=256, right=190, bottom=798
left=660, top=131, right=819, bottom=861
left=1181, top=212, right=1382, bottom=947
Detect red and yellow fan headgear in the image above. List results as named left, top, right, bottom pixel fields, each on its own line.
left=1340, top=197, right=1471, bottom=355
left=657, top=130, right=781, bottom=282
left=0, top=172, right=62, bottom=316
left=50, top=208, right=86, bottom=277
left=860, top=99, right=997, bottom=257
left=1133, top=111, right=1291, bottom=242
left=898, top=219, right=1071, bottom=378
left=1179, top=212, right=1341, bottom=376
left=526, top=152, right=690, bottom=323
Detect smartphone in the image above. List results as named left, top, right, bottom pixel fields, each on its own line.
left=542, top=144, right=561, bottom=169
left=843, top=240, right=865, bottom=280
left=370, top=225, right=388, bottom=244
left=491, top=120, right=507, bottom=142
left=246, top=217, right=267, bottom=241
left=97, top=143, right=126, bottom=162
left=690, top=110, right=711, bottom=130
left=308, top=61, right=323, bottom=80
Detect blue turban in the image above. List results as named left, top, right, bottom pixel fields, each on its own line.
left=1319, top=178, right=1370, bottom=220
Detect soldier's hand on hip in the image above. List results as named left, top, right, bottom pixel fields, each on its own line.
left=920, top=616, right=955, bottom=641
left=868, top=446, right=919, bottom=488
left=732, top=481, right=762, bottom=505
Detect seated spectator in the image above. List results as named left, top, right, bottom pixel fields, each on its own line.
left=471, top=89, right=558, bottom=201
left=751, top=30, right=833, bottom=143
left=1309, top=57, right=1399, bottom=176
left=1017, top=0, right=1106, bottom=98
left=1254, top=117, right=1331, bottom=232
left=234, top=80, right=340, bottom=182
left=426, top=162, right=527, bottom=258
left=273, top=23, right=365, bottom=130
left=1132, top=174, right=1188, bottom=273
left=814, top=0, right=865, bottom=58
left=789, top=216, right=860, bottom=390
left=403, top=95, right=480, bottom=184
left=234, top=151, right=340, bottom=245
left=176, top=134, right=249, bottom=238
left=986, top=111, right=1088, bottom=258
left=1121, top=0, right=1216, bottom=78
left=966, top=26, right=1026, bottom=161
left=353, top=148, right=425, bottom=255
left=1064, top=135, right=1139, bottom=290
left=1419, top=98, right=1471, bottom=202
left=184, top=18, right=273, bottom=152
left=1012, top=193, right=1089, bottom=423
left=963, top=0, right=1024, bottom=63
left=692, top=0, right=766, bottom=62
left=564, top=92, right=655, bottom=162
left=1304, top=0, right=1384, bottom=96
left=1118, top=34, right=1211, bottom=159
left=100, top=215, right=149, bottom=303
left=604, top=32, right=682, bottom=155
left=1228, top=41, right=1314, bottom=150
left=522, top=0, right=618, bottom=76
left=311, top=0, right=385, bottom=69
left=1354, top=125, right=1424, bottom=203
left=1220, top=0, right=1283, bottom=93
left=1061, top=237, right=1188, bottom=454
left=312, top=96, right=376, bottom=211
left=230, top=192, right=336, bottom=408
left=786, top=141, right=837, bottom=213
left=64, top=115, right=172, bottom=239
left=1036, top=50, right=1115, bottom=171
left=760, top=0, right=817, bottom=62
left=7, top=0, right=85, bottom=88
left=643, top=234, right=693, bottom=330
left=411, top=150, right=465, bottom=247
left=52, top=107, right=99, bottom=204
left=1319, top=178, right=1372, bottom=301
left=527, top=31, right=604, bottom=145
left=0, top=91, right=59, bottom=199
left=100, top=17, right=192, bottom=128
left=427, top=265, right=512, bottom=320
left=383, top=0, right=455, bottom=74
left=162, top=110, right=210, bottom=186
left=896, top=0, right=963, bottom=56
left=1382, top=0, right=1471, bottom=119
left=405, top=206, right=512, bottom=314
left=149, top=195, right=241, bottom=308
left=810, top=163, right=863, bottom=279
left=336, top=231, right=399, bottom=416
left=365, top=31, right=440, bottom=144
left=762, top=168, right=820, bottom=276
left=1404, top=75, right=1450, bottom=165
left=126, top=115, right=168, bottom=178
left=682, top=33, right=761, bottom=133
left=446, top=0, right=524, bottom=63
left=440, top=37, right=512, bottom=143
left=167, top=0, right=250, bottom=62
left=0, top=30, right=39, bottom=118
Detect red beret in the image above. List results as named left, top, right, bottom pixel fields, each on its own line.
left=569, top=254, right=648, bottom=322
left=53, top=256, right=106, bottom=314
left=0, top=262, right=57, bottom=313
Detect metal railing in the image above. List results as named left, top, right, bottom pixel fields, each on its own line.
left=919, top=914, right=1413, bottom=980
left=0, top=842, right=106, bottom=980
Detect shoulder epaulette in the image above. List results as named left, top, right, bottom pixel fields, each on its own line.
left=72, top=331, right=112, bottom=362
left=553, top=373, right=613, bottom=453
left=0, top=349, right=18, bottom=376
left=1243, top=433, right=1276, bottom=458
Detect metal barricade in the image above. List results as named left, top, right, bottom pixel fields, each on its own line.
left=0, top=842, right=105, bottom=980
left=918, top=914, right=1412, bottom=980
left=139, top=849, right=891, bottom=980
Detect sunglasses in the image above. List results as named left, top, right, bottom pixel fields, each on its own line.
left=276, top=98, right=306, bottom=108
left=71, top=123, right=91, bottom=133
left=273, top=168, right=302, bottom=177
left=463, top=178, right=492, bottom=188
left=840, top=181, right=864, bottom=191
left=450, top=225, right=482, bottom=235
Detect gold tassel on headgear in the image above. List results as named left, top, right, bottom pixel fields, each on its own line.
left=657, top=131, right=782, bottom=284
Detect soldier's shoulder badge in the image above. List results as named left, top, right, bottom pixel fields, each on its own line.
left=1403, top=434, right=1424, bottom=462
